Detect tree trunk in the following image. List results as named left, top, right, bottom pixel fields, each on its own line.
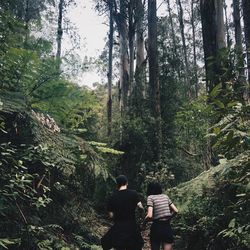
left=223, top=0, right=231, bottom=47
left=233, top=0, right=245, bottom=98
left=242, top=0, right=250, bottom=97
left=148, top=0, right=162, bottom=161
left=107, top=1, right=114, bottom=136
left=134, top=0, right=146, bottom=106
left=200, top=0, right=226, bottom=93
left=135, top=0, right=144, bottom=68
left=128, top=0, right=135, bottom=94
left=191, top=0, right=198, bottom=97
left=24, top=0, right=30, bottom=46
left=215, top=0, right=226, bottom=50
left=176, top=0, right=190, bottom=98
left=200, top=0, right=226, bottom=168
left=118, top=0, right=129, bottom=113
left=167, top=0, right=181, bottom=80
left=56, top=0, right=63, bottom=70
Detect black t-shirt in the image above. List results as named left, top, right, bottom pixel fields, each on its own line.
left=107, top=189, right=140, bottom=222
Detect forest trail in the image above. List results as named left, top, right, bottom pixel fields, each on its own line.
left=142, top=227, right=151, bottom=250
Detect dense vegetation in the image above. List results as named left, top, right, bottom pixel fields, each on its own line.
left=0, top=0, right=249, bottom=250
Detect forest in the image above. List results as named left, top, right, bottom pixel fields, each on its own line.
left=0, top=0, right=249, bottom=249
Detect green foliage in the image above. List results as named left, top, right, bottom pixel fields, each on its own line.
left=171, top=82, right=250, bottom=249
left=207, top=90, right=250, bottom=159
left=172, top=95, right=212, bottom=182
left=0, top=93, right=114, bottom=249
left=172, top=152, right=250, bottom=250
left=31, top=81, right=101, bottom=137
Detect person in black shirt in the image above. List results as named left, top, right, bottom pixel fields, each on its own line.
left=101, top=175, right=144, bottom=250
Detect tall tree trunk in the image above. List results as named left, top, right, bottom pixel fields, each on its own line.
left=215, top=1, right=226, bottom=50
left=233, top=0, right=245, bottom=98
left=133, top=0, right=146, bottom=109
left=128, top=0, right=136, bottom=94
left=56, top=0, right=63, bottom=70
left=24, top=0, right=30, bottom=46
left=176, top=0, right=190, bottom=98
left=118, top=0, right=129, bottom=113
left=223, top=0, right=231, bottom=47
left=242, top=0, right=250, bottom=98
left=200, top=0, right=226, bottom=169
left=148, top=0, right=162, bottom=161
left=200, top=0, right=226, bottom=93
left=167, top=0, right=181, bottom=79
left=107, top=1, right=114, bottom=136
left=135, top=0, right=144, bottom=68
left=191, top=0, right=198, bottom=97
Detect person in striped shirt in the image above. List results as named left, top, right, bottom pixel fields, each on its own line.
left=144, top=182, right=178, bottom=250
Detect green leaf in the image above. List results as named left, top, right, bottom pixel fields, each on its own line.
left=210, top=84, right=221, bottom=98
left=228, top=218, right=236, bottom=228
left=213, top=100, right=225, bottom=109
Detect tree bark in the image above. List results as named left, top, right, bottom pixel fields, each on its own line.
left=200, top=0, right=226, bottom=169
left=118, top=0, right=129, bottom=113
left=135, top=0, right=144, bottom=69
left=200, top=0, right=226, bottom=93
left=148, top=0, right=162, bottom=160
left=215, top=0, right=226, bottom=50
left=176, top=0, right=190, bottom=98
left=131, top=0, right=146, bottom=114
left=223, top=0, right=231, bottom=47
left=242, top=0, right=250, bottom=96
left=24, top=0, right=30, bottom=46
left=56, top=0, right=63, bottom=70
left=128, top=0, right=136, bottom=94
left=107, top=1, right=114, bottom=136
left=191, top=0, right=198, bottom=97
left=167, top=0, right=181, bottom=80
left=233, top=0, right=245, bottom=98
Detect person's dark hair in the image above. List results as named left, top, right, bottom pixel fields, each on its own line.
left=116, top=175, right=128, bottom=188
left=147, top=182, right=162, bottom=196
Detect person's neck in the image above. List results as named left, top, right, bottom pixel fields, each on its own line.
left=118, top=185, right=127, bottom=191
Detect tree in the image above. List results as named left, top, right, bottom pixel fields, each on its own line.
left=107, top=0, right=114, bottom=136
left=200, top=0, right=226, bottom=93
left=191, top=0, right=199, bottom=97
left=132, top=0, right=146, bottom=116
left=135, top=0, right=145, bottom=70
left=223, top=0, right=231, bottom=47
left=116, top=0, right=130, bottom=113
left=128, top=0, right=136, bottom=92
left=166, top=0, right=181, bottom=80
left=233, top=0, right=245, bottom=98
left=242, top=0, right=250, bottom=94
left=56, top=0, right=64, bottom=65
left=148, top=0, right=162, bottom=160
left=176, top=0, right=191, bottom=98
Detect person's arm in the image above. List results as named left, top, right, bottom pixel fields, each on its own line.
left=145, top=206, right=153, bottom=221
left=137, top=201, right=144, bottom=210
left=144, top=195, right=153, bottom=222
left=170, top=203, right=178, bottom=218
left=107, top=196, right=114, bottom=220
left=141, top=206, right=153, bottom=230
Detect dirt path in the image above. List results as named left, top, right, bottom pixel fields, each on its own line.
left=141, top=226, right=151, bottom=250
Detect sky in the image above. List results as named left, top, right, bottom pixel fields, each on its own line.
left=67, top=0, right=108, bottom=87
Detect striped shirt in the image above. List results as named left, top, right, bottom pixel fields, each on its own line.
left=147, top=194, right=172, bottom=220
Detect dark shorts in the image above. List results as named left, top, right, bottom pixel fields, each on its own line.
left=150, top=220, right=174, bottom=244
left=101, top=221, right=143, bottom=250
